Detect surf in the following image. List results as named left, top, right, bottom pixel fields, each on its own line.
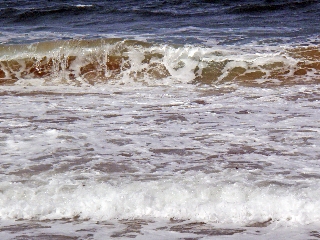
left=0, top=38, right=319, bottom=87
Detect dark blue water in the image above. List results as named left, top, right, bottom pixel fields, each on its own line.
left=1, top=0, right=319, bottom=45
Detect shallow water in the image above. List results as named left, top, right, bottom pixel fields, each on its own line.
left=1, top=83, right=320, bottom=238
left=0, top=0, right=320, bottom=239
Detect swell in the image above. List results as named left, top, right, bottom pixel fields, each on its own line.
left=2, top=0, right=318, bottom=22
left=228, top=0, right=317, bottom=14
left=0, top=3, right=211, bottom=22
left=15, top=5, right=96, bottom=22
left=0, top=38, right=319, bottom=87
left=0, top=5, right=98, bottom=23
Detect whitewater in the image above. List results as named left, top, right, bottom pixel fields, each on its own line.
left=1, top=0, right=320, bottom=239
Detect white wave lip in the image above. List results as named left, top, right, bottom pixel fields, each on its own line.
left=0, top=172, right=320, bottom=225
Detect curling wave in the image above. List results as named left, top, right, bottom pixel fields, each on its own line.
left=0, top=38, right=319, bottom=87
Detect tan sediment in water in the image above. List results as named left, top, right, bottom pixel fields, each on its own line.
left=0, top=39, right=319, bottom=86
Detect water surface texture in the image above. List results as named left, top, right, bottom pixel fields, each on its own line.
left=0, top=0, right=320, bottom=239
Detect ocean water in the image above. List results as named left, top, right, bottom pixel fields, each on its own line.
left=0, top=0, right=320, bottom=239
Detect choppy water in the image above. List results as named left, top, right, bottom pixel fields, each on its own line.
left=0, top=0, right=320, bottom=239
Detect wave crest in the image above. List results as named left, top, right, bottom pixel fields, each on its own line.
left=0, top=38, right=319, bottom=87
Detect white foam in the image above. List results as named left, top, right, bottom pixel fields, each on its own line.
left=75, top=4, right=93, bottom=8
left=0, top=84, right=320, bottom=227
left=0, top=171, right=319, bottom=225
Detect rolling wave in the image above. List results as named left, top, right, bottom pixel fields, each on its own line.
left=0, top=38, right=319, bottom=87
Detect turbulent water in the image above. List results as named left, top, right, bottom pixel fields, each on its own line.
left=0, top=1, right=320, bottom=239
left=1, top=39, right=320, bottom=87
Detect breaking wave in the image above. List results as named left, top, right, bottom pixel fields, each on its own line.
left=0, top=38, right=319, bottom=87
